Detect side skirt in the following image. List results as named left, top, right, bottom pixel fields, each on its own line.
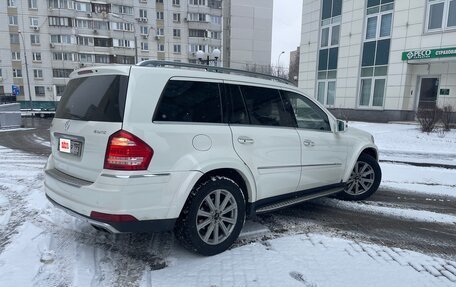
left=247, top=183, right=345, bottom=216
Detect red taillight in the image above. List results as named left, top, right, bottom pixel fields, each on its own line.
left=104, top=130, right=153, bottom=170
left=90, top=211, right=138, bottom=222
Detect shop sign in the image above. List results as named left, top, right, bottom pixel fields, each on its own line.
left=402, top=47, right=456, bottom=61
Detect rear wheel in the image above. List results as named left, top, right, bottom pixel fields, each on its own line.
left=174, top=177, right=245, bottom=256
left=337, top=154, right=381, bottom=201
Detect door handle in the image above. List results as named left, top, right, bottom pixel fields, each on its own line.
left=238, top=136, right=254, bottom=145
left=303, top=139, right=315, bottom=147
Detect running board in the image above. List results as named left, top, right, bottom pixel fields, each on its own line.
left=255, top=187, right=343, bottom=214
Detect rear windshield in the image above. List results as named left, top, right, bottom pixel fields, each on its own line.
left=55, top=75, right=128, bottom=122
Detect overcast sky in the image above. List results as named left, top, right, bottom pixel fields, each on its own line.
left=271, top=0, right=303, bottom=69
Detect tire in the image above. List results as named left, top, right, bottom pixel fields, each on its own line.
left=336, top=153, right=382, bottom=201
left=174, top=176, right=246, bottom=256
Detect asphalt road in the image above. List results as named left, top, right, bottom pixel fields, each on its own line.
left=1, top=117, right=455, bottom=260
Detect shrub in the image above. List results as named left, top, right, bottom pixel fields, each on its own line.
left=441, top=105, right=453, bottom=131
left=416, top=107, right=442, bottom=133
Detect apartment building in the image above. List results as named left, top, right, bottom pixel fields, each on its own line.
left=299, top=0, right=456, bottom=122
left=0, top=0, right=272, bottom=109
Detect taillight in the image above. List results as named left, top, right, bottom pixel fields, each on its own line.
left=104, top=130, right=153, bottom=170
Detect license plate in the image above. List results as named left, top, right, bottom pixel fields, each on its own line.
left=59, top=138, right=82, bottom=156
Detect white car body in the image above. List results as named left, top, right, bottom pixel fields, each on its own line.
left=44, top=62, right=380, bottom=253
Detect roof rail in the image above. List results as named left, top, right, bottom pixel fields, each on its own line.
left=136, top=60, right=295, bottom=86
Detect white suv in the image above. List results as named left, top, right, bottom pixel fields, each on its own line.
left=44, top=61, right=381, bottom=255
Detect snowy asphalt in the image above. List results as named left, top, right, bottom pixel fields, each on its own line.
left=0, top=118, right=455, bottom=286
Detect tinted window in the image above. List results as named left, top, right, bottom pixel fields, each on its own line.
left=375, top=39, right=390, bottom=65
left=223, top=84, right=249, bottom=124
left=332, top=0, right=342, bottom=17
left=367, top=0, right=380, bottom=7
left=362, top=41, right=376, bottom=67
left=154, top=80, right=221, bottom=123
left=328, top=47, right=339, bottom=70
left=322, top=0, right=332, bottom=19
left=240, top=86, right=294, bottom=127
left=55, top=75, right=128, bottom=122
left=319, top=48, right=329, bottom=71
left=282, top=91, right=331, bottom=131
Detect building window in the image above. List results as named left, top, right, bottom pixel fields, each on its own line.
left=52, top=69, right=73, bottom=78
left=156, top=0, right=163, bottom=3
left=317, top=0, right=342, bottom=106
left=173, top=0, right=180, bottom=6
left=7, top=0, right=16, bottom=7
left=35, top=86, right=45, bottom=96
left=139, top=9, right=148, bottom=18
left=140, top=26, right=149, bottom=35
left=141, top=42, right=149, bottom=51
left=12, top=51, right=21, bottom=61
left=49, top=0, right=73, bottom=9
left=28, top=0, right=38, bottom=9
left=157, top=28, right=165, bottom=36
left=173, top=29, right=181, bottom=37
left=114, top=5, right=133, bottom=15
left=211, top=15, right=222, bottom=25
left=173, top=44, right=181, bottom=53
left=359, top=0, right=394, bottom=108
left=56, top=85, right=66, bottom=97
left=426, top=0, right=456, bottom=31
left=29, top=17, right=39, bottom=27
left=189, top=29, right=207, bottom=38
left=321, top=0, right=342, bottom=22
left=30, top=34, right=40, bottom=45
left=49, top=17, right=71, bottom=27
left=33, top=69, right=43, bottom=79
left=189, top=0, right=206, bottom=6
left=74, top=2, right=89, bottom=11
left=51, top=34, right=73, bottom=44
left=157, top=11, right=164, bottom=20
left=13, top=69, right=22, bottom=78
left=53, top=52, right=75, bottom=61
left=8, top=16, right=18, bottom=25
left=95, top=55, right=110, bottom=63
left=10, top=34, right=20, bottom=44
left=173, top=13, right=181, bottom=23
left=32, top=52, right=41, bottom=61
left=188, top=13, right=208, bottom=22
left=157, top=43, right=165, bottom=52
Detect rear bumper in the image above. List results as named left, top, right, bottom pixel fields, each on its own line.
left=46, top=195, right=176, bottom=233
left=44, top=155, right=202, bottom=231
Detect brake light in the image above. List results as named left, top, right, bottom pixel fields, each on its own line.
left=104, top=130, right=153, bottom=170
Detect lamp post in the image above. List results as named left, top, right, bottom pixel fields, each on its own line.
left=196, top=49, right=221, bottom=66
left=109, top=13, right=138, bottom=64
left=17, top=30, right=33, bottom=111
left=277, top=51, right=285, bottom=69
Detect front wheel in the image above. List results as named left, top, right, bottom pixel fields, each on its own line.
left=174, top=177, right=246, bottom=256
left=337, top=154, right=382, bottom=201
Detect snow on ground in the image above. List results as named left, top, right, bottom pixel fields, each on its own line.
left=145, top=233, right=456, bottom=287
left=0, top=122, right=455, bottom=286
left=381, top=162, right=456, bottom=197
left=350, top=122, right=456, bottom=165
left=316, top=197, right=456, bottom=224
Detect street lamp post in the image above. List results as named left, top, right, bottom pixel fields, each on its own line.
left=277, top=51, right=285, bottom=69
left=196, top=49, right=221, bottom=66
left=109, top=13, right=138, bottom=64
left=18, top=30, right=33, bottom=111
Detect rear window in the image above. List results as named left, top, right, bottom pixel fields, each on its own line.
left=153, top=80, right=222, bottom=123
left=55, top=75, right=128, bottom=122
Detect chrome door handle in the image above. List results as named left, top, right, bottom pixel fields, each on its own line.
left=238, top=136, right=254, bottom=145
left=303, top=139, right=315, bottom=147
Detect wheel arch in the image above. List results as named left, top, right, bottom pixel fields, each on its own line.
left=343, top=144, right=379, bottom=182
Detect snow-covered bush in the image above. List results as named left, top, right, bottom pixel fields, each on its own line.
left=441, top=105, right=453, bottom=131
left=416, top=107, right=441, bottom=133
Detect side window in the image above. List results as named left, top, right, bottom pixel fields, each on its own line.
left=223, top=84, right=249, bottom=124
left=240, top=85, right=294, bottom=127
left=153, top=80, right=222, bottom=123
left=282, top=90, right=331, bottom=131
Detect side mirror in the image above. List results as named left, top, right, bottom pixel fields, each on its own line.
left=337, top=119, right=347, bottom=132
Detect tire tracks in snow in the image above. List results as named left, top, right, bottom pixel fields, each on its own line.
left=0, top=145, right=173, bottom=287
